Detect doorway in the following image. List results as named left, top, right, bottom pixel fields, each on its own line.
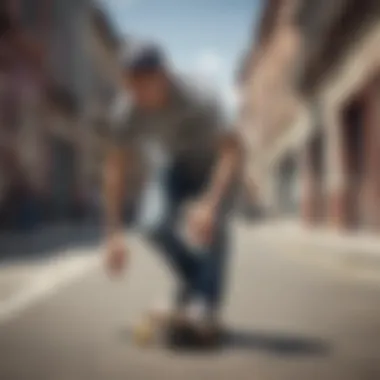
left=49, top=137, right=76, bottom=221
left=308, top=131, right=325, bottom=223
left=341, top=99, right=365, bottom=229
left=277, top=154, right=299, bottom=216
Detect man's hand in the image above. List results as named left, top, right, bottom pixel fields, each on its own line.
left=186, top=199, right=217, bottom=247
left=103, top=144, right=129, bottom=278
left=184, top=133, right=241, bottom=248
left=104, top=232, right=129, bottom=277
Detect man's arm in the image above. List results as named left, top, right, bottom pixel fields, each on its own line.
left=187, top=129, right=243, bottom=246
left=204, top=131, right=244, bottom=212
left=103, top=144, right=134, bottom=276
left=103, top=145, right=127, bottom=237
left=103, top=93, right=137, bottom=237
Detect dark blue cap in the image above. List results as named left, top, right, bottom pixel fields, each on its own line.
left=125, top=44, right=165, bottom=74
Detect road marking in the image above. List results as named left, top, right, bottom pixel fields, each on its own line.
left=0, top=252, right=99, bottom=325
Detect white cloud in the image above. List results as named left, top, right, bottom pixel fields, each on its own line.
left=186, top=50, right=224, bottom=100
left=186, top=50, right=240, bottom=119
left=223, top=84, right=240, bottom=115
left=193, top=51, right=223, bottom=79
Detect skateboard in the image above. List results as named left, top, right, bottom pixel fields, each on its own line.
left=132, top=311, right=223, bottom=349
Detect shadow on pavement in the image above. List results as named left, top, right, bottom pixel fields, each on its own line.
left=0, top=224, right=102, bottom=265
left=225, top=329, right=330, bottom=356
left=118, top=327, right=330, bottom=357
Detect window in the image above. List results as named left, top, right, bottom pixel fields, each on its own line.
left=0, top=2, right=13, bottom=36
left=19, top=0, right=39, bottom=31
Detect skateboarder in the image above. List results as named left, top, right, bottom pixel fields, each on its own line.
left=103, top=45, right=243, bottom=344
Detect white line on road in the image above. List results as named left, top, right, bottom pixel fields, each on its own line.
left=0, top=252, right=99, bottom=325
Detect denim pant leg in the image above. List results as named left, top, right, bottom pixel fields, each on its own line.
left=149, top=217, right=200, bottom=293
left=192, top=214, right=229, bottom=312
left=138, top=162, right=200, bottom=294
left=148, top=160, right=232, bottom=311
left=150, top=205, right=230, bottom=312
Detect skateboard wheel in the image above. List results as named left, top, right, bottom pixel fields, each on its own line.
left=133, top=319, right=155, bottom=346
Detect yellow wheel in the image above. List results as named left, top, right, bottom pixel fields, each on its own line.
left=132, top=317, right=156, bottom=347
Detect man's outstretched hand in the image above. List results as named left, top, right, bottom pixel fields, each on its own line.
left=186, top=199, right=217, bottom=248
left=104, top=232, right=129, bottom=277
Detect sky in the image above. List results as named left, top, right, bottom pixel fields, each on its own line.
left=100, top=0, right=262, bottom=118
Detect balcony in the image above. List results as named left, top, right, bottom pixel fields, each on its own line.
left=294, top=0, right=380, bottom=94
left=295, top=0, right=345, bottom=40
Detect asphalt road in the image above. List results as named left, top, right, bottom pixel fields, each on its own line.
left=1, top=227, right=380, bottom=380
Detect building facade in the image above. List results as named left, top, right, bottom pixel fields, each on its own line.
left=0, top=0, right=124, bottom=228
left=86, top=9, right=146, bottom=215
left=239, top=0, right=380, bottom=232
left=0, top=0, right=49, bottom=229
left=43, top=0, right=113, bottom=221
left=238, top=0, right=303, bottom=216
left=296, top=0, right=380, bottom=231
left=45, top=0, right=125, bottom=221
left=84, top=4, right=126, bottom=218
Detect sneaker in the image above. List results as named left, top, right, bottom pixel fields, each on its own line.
left=185, top=298, right=209, bottom=325
left=149, top=297, right=174, bottom=323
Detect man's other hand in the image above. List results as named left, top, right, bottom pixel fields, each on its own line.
left=186, top=200, right=217, bottom=248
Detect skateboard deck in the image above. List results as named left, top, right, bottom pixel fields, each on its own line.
left=132, top=312, right=223, bottom=349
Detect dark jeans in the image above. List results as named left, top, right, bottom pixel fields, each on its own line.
left=148, top=161, right=230, bottom=314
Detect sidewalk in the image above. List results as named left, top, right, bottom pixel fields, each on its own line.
left=243, top=219, right=380, bottom=267
left=0, top=250, right=99, bottom=324
left=0, top=224, right=101, bottom=320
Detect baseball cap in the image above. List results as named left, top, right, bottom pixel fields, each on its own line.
left=124, top=44, right=166, bottom=74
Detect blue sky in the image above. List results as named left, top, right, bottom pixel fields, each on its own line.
left=101, top=0, right=262, bottom=117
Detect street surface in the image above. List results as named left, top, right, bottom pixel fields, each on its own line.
left=1, top=223, right=380, bottom=379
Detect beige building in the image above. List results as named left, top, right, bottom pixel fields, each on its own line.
left=295, top=0, right=380, bottom=231
left=237, top=0, right=303, bottom=215
left=239, top=0, right=380, bottom=232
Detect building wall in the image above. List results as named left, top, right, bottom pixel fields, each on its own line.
left=0, top=0, right=124, bottom=226
left=306, top=21, right=380, bottom=230
left=240, top=0, right=380, bottom=233
left=240, top=0, right=302, bottom=214
left=85, top=17, right=123, bottom=97
left=0, top=0, right=49, bottom=228
left=82, top=9, right=124, bottom=204
left=48, top=0, right=92, bottom=108
left=44, top=0, right=114, bottom=220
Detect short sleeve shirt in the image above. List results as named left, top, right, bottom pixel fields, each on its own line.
left=109, top=77, right=230, bottom=178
